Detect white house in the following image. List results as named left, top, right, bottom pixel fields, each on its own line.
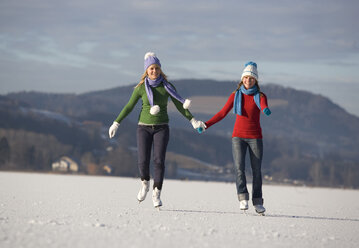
left=52, top=156, right=79, bottom=172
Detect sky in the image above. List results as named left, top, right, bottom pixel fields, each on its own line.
left=0, top=0, right=359, bottom=115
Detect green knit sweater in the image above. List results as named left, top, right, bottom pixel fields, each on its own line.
left=114, top=82, right=193, bottom=125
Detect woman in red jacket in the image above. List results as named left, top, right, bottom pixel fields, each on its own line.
left=203, top=62, right=271, bottom=214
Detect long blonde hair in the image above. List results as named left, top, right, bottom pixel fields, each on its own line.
left=135, top=66, right=168, bottom=88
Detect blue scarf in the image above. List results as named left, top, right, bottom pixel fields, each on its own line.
left=233, top=85, right=261, bottom=115
left=144, top=75, right=185, bottom=107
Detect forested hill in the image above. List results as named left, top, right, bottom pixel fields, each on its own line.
left=2, top=79, right=359, bottom=188
left=7, top=79, right=359, bottom=156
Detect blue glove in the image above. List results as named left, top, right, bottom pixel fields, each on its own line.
left=263, top=108, right=271, bottom=116
left=197, top=127, right=203, bottom=134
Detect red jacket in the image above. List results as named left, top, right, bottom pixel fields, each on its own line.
left=205, top=92, right=269, bottom=139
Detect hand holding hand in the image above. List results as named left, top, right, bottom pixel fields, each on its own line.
left=190, top=118, right=200, bottom=129
left=190, top=118, right=205, bottom=129
left=190, top=118, right=207, bottom=133
left=198, top=121, right=207, bottom=133
left=108, top=121, right=120, bottom=138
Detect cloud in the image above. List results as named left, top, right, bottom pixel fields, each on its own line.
left=0, top=35, right=122, bottom=69
left=1, top=0, right=358, bottom=61
left=77, top=42, right=98, bottom=54
left=0, top=0, right=358, bottom=99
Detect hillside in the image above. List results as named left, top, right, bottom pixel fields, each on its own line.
left=0, top=95, right=137, bottom=176
left=2, top=80, right=359, bottom=188
left=7, top=80, right=359, bottom=155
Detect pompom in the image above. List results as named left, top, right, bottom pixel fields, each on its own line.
left=144, top=52, right=156, bottom=60
left=150, top=105, right=160, bottom=115
left=183, top=99, right=191, bottom=109
left=244, top=61, right=257, bottom=68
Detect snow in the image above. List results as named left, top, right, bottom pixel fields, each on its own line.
left=1, top=172, right=359, bottom=248
left=20, top=107, right=74, bottom=126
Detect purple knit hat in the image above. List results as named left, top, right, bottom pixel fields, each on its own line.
left=144, top=52, right=161, bottom=71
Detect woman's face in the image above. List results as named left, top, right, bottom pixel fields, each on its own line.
left=242, top=76, right=256, bottom=89
left=147, top=64, right=161, bottom=80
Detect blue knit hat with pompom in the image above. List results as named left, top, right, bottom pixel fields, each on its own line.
left=241, top=61, right=258, bottom=81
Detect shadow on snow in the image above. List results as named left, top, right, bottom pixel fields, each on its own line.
left=160, top=209, right=359, bottom=222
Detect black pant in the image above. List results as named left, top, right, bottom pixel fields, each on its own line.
left=137, top=124, right=169, bottom=190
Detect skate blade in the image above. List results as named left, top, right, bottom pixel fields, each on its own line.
left=154, top=206, right=162, bottom=211
left=256, top=211, right=265, bottom=216
left=240, top=207, right=249, bottom=214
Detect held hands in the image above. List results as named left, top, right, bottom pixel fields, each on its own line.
left=196, top=122, right=207, bottom=133
left=197, top=127, right=204, bottom=134
left=190, top=118, right=207, bottom=134
left=108, top=121, right=120, bottom=138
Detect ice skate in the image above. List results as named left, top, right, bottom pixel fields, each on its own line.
left=239, top=200, right=249, bottom=211
left=152, top=187, right=162, bottom=208
left=254, top=205, right=266, bottom=215
left=137, top=180, right=149, bottom=203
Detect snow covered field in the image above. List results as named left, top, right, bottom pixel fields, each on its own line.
left=1, top=172, right=359, bottom=248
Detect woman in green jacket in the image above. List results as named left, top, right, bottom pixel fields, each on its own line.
left=109, top=52, right=205, bottom=208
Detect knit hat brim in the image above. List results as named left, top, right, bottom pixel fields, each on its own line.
left=241, top=71, right=258, bottom=81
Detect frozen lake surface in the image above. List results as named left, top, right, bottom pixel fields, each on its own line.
left=1, top=172, right=359, bottom=248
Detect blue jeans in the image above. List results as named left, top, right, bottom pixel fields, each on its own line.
left=137, top=124, right=169, bottom=190
left=232, top=137, right=263, bottom=205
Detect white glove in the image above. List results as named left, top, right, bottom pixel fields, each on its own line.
left=190, top=118, right=200, bottom=129
left=198, top=121, right=207, bottom=130
left=197, top=121, right=207, bottom=133
left=190, top=118, right=207, bottom=130
left=108, top=121, right=120, bottom=138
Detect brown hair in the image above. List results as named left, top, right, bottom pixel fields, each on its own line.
left=234, top=79, right=263, bottom=96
